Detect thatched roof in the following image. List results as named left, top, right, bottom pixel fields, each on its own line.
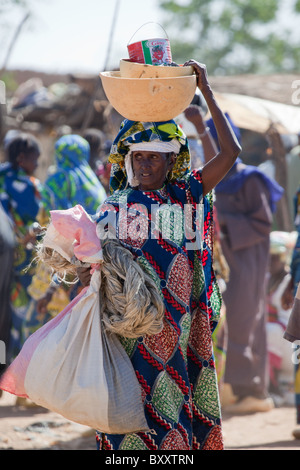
left=210, top=73, right=299, bottom=107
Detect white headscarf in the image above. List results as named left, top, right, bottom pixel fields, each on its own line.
left=124, top=139, right=181, bottom=186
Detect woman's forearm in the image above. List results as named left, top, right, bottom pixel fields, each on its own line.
left=183, top=104, right=218, bottom=163
left=184, top=60, right=241, bottom=194
left=202, top=85, right=241, bottom=159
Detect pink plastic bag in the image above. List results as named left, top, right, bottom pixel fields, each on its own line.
left=0, top=289, right=86, bottom=398
left=0, top=205, right=149, bottom=434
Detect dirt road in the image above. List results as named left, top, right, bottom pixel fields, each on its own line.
left=0, top=391, right=299, bottom=450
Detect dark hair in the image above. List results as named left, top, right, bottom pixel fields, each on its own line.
left=82, top=128, right=105, bottom=154
left=6, top=133, right=40, bottom=169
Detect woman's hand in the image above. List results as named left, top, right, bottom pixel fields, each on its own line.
left=183, top=60, right=210, bottom=94
left=21, top=231, right=37, bottom=246
left=184, top=104, right=206, bottom=132
left=281, top=278, right=295, bottom=310
left=76, top=266, right=92, bottom=286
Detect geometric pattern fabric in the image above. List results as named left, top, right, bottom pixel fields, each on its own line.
left=96, top=170, right=223, bottom=450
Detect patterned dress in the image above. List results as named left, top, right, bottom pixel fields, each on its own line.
left=95, top=169, right=223, bottom=450
left=0, top=162, right=43, bottom=359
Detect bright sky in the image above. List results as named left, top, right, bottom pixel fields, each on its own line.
left=2, top=0, right=299, bottom=76
left=1, top=0, right=165, bottom=74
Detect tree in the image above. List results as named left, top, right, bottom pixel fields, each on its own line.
left=159, top=0, right=300, bottom=74
left=0, top=0, right=41, bottom=72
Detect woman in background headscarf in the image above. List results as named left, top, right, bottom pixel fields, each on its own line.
left=30, top=134, right=108, bottom=323
left=41, top=134, right=107, bottom=215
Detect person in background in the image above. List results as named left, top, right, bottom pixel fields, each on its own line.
left=82, top=127, right=105, bottom=174
left=0, top=202, right=15, bottom=379
left=266, top=231, right=296, bottom=406
left=208, top=115, right=284, bottom=414
left=283, top=282, right=300, bottom=440
left=82, top=128, right=111, bottom=195
left=283, top=179, right=300, bottom=439
left=258, top=129, right=300, bottom=227
left=176, top=90, right=209, bottom=169
left=41, top=134, right=106, bottom=215
left=183, top=104, right=229, bottom=392
left=286, top=132, right=300, bottom=223
left=32, top=134, right=108, bottom=319
left=0, top=132, right=43, bottom=361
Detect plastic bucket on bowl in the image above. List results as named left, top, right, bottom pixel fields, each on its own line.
left=127, top=38, right=172, bottom=65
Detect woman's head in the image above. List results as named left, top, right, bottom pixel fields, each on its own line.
left=131, top=149, right=176, bottom=190
left=54, top=134, right=90, bottom=168
left=82, top=128, right=105, bottom=169
left=82, top=128, right=104, bottom=154
left=108, top=119, right=190, bottom=193
left=127, top=138, right=180, bottom=190
left=6, top=133, right=40, bottom=175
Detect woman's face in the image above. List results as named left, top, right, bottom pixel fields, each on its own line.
left=132, top=150, right=175, bottom=191
left=18, top=149, right=40, bottom=176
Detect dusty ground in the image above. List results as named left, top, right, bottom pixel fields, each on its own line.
left=0, top=391, right=299, bottom=451
left=0, top=391, right=95, bottom=450
left=222, top=407, right=300, bottom=450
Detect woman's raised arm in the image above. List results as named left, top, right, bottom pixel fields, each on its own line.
left=185, top=60, right=241, bottom=195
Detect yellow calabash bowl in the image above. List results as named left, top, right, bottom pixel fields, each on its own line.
left=119, top=59, right=194, bottom=78
left=99, top=71, right=197, bottom=122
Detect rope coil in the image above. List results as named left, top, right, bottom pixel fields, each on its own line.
left=36, top=238, right=165, bottom=338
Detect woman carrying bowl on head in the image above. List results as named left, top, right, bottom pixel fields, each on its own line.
left=76, top=60, right=241, bottom=450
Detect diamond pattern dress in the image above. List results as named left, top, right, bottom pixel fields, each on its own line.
left=95, top=169, right=223, bottom=450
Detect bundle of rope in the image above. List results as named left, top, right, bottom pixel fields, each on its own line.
left=37, top=239, right=165, bottom=339
left=100, top=239, right=164, bottom=338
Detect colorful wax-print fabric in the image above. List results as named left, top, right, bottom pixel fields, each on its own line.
left=42, top=135, right=106, bottom=215
left=95, top=169, right=223, bottom=450
left=0, top=162, right=43, bottom=359
left=0, top=162, right=42, bottom=234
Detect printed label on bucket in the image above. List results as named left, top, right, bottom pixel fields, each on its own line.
left=128, top=38, right=172, bottom=65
